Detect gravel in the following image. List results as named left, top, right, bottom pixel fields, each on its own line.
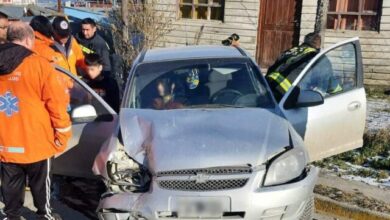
left=366, top=99, right=390, bottom=132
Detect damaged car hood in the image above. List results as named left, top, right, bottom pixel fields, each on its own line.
left=120, top=108, right=291, bottom=174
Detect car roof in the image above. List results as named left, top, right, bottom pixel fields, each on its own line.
left=141, top=45, right=247, bottom=63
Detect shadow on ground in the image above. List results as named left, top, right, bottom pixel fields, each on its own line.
left=0, top=175, right=106, bottom=220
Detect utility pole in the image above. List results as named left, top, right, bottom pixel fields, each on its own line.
left=57, top=0, right=61, bottom=12
left=122, top=0, right=129, bottom=41
left=315, top=0, right=329, bottom=48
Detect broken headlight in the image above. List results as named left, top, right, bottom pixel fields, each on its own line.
left=107, top=161, right=151, bottom=193
left=263, top=147, right=307, bottom=186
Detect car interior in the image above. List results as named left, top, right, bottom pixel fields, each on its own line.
left=133, top=62, right=273, bottom=109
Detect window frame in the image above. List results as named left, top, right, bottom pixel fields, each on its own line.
left=298, top=43, right=358, bottom=99
left=327, top=0, right=383, bottom=31
left=177, top=0, right=225, bottom=21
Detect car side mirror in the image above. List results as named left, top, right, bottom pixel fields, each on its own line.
left=295, top=90, right=324, bottom=108
left=71, top=104, right=98, bottom=123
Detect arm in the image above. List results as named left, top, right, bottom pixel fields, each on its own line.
left=73, top=38, right=86, bottom=74
left=41, top=60, right=72, bottom=152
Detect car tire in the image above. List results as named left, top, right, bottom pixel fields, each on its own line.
left=300, top=196, right=314, bottom=220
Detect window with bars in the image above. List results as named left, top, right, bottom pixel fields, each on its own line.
left=179, top=0, right=224, bottom=21
left=327, top=0, right=382, bottom=31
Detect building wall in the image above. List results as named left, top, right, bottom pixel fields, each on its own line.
left=155, top=0, right=260, bottom=57
left=300, top=0, right=318, bottom=42
left=0, top=0, right=35, bottom=4
left=300, top=0, right=390, bottom=86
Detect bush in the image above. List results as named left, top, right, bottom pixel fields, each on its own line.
left=370, top=158, right=390, bottom=170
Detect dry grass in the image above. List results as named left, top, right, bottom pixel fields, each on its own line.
left=365, top=85, right=390, bottom=101
left=314, top=128, right=390, bottom=179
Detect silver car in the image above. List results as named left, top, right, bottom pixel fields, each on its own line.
left=52, top=37, right=366, bottom=220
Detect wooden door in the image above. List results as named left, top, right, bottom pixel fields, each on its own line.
left=256, top=0, right=302, bottom=68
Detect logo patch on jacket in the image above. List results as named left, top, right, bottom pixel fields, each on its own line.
left=0, top=91, right=19, bottom=117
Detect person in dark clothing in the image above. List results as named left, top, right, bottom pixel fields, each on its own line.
left=83, top=53, right=120, bottom=112
left=266, top=32, right=321, bottom=102
left=75, top=18, right=111, bottom=76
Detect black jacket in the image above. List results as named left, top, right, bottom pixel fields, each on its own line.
left=0, top=43, right=32, bottom=75
left=75, top=32, right=111, bottom=73
left=83, top=74, right=120, bottom=113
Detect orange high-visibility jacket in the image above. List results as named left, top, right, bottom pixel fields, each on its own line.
left=32, top=31, right=73, bottom=106
left=32, top=31, right=61, bottom=63
left=0, top=43, right=72, bottom=164
left=51, top=37, right=85, bottom=76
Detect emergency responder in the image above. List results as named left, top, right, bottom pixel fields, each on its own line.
left=30, top=15, right=73, bottom=109
left=52, top=16, right=85, bottom=76
left=0, top=11, right=9, bottom=44
left=0, top=21, right=71, bottom=220
left=266, top=32, right=321, bottom=102
left=30, top=15, right=60, bottom=63
left=75, top=18, right=111, bottom=76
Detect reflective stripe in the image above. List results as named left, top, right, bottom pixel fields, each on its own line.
left=0, top=146, right=25, bottom=153
left=7, top=147, right=24, bottom=153
left=267, top=72, right=292, bottom=92
left=80, top=45, right=95, bottom=54
left=285, top=47, right=317, bottom=66
left=303, top=47, right=317, bottom=54
left=55, top=126, right=71, bottom=133
left=329, top=84, right=343, bottom=94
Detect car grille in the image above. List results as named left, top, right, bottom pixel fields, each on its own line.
left=157, top=178, right=249, bottom=191
left=157, top=167, right=252, bottom=177
left=156, top=166, right=252, bottom=191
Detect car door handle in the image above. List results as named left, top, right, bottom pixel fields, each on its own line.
left=348, top=101, right=361, bottom=111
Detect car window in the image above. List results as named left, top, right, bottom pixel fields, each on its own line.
left=299, top=43, right=357, bottom=97
left=67, top=77, right=113, bottom=121
left=126, top=58, right=275, bottom=109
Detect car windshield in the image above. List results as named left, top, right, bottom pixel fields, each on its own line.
left=126, top=58, right=275, bottom=109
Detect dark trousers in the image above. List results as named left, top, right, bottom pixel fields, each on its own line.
left=1, top=159, right=54, bottom=220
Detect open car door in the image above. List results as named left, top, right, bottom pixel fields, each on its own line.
left=279, top=37, right=366, bottom=161
left=51, top=67, right=118, bottom=178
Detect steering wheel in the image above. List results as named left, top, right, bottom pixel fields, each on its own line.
left=211, top=89, right=242, bottom=105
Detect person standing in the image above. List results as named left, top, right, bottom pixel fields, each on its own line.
left=266, top=32, right=321, bottom=102
left=30, top=15, right=60, bottom=63
left=0, top=11, right=9, bottom=44
left=52, top=16, right=85, bottom=76
left=75, top=18, right=111, bottom=76
left=0, top=22, right=71, bottom=220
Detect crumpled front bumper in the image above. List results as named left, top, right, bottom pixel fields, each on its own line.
left=97, top=166, right=319, bottom=220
